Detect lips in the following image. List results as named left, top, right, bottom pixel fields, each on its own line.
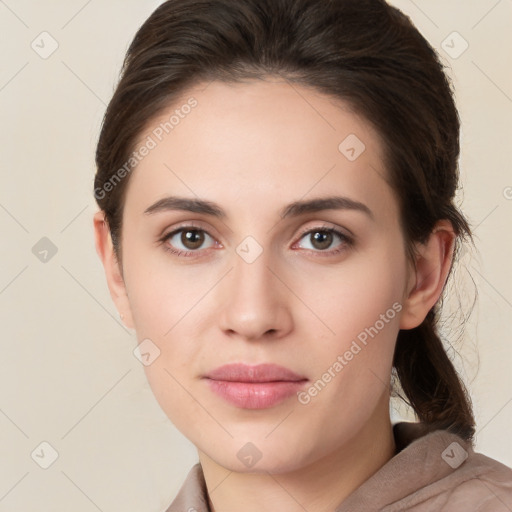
left=203, top=363, right=308, bottom=409
left=205, top=363, right=307, bottom=383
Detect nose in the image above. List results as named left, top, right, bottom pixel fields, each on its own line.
left=217, top=248, right=294, bottom=341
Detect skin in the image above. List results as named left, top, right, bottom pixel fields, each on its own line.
left=94, top=78, right=455, bottom=512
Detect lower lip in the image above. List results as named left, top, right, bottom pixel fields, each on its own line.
left=205, top=379, right=308, bottom=409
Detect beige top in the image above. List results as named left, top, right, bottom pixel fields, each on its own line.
left=165, top=422, right=512, bottom=511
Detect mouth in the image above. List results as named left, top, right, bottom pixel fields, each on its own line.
left=203, top=363, right=309, bottom=409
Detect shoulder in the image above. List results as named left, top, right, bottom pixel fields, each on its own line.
left=390, top=423, right=512, bottom=511
left=337, top=422, right=512, bottom=511
left=433, top=451, right=512, bottom=511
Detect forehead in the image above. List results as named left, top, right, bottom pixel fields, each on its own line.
left=124, top=79, right=395, bottom=222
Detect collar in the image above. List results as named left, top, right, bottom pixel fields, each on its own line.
left=335, top=422, right=474, bottom=510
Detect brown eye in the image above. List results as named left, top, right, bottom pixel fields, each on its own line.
left=180, top=230, right=205, bottom=250
left=309, top=231, right=333, bottom=250
left=295, top=227, right=353, bottom=255
left=161, top=227, right=216, bottom=256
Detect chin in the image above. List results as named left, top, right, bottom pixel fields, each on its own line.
left=200, top=435, right=318, bottom=475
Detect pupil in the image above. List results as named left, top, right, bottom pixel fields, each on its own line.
left=312, top=231, right=332, bottom=250
left=182, top=230, right=204, bottom=249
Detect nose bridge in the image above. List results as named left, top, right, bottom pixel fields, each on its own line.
left=218, top=239, right=291, bottom=339
left=231, top=241, right=278, bottom=311
left=233, top=245, right=274, bottom=299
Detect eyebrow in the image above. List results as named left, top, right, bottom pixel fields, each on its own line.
left=143, top=195, right=374, bottom=221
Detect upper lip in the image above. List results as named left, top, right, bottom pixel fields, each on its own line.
left=204, top=363, right=307, bottom=383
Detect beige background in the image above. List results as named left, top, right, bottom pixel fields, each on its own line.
left=0, top=1, right=511, bottom=510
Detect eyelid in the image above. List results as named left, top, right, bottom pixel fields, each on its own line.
left=295, top=221, right=352, bottom=240
left=160, top=220, right=219, bottom=241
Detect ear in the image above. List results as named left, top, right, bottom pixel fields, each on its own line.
left=399, top=219, right=456, bottom=330
left=93, top=210, right=135, bottom=329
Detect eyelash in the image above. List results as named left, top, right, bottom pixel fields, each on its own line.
left=158, top=223, right=354, bottom=259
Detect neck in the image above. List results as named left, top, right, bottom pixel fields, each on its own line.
left=199, top=400, right=396, bottom=512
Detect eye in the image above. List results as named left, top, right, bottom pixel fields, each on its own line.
left=160, top=226, right=218, bottom=257
left=159, top=224, right=353, bottom=258
left=294, top=227, right=353, bottom=256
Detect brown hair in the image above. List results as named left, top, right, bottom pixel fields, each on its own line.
left=94, top=0, right=476, bottom=441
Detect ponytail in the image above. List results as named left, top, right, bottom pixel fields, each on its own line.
left=393, top=308, right=476, bottom=442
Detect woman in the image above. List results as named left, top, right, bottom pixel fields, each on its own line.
left=92, top=0, right=512, bottom=510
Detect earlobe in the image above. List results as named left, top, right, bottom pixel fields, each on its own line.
left=93, top=210, right=135, bottom=329
left=399, top=220, right=455, bottom=330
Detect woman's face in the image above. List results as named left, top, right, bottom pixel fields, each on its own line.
left=114, top=78, right=415, bottom=473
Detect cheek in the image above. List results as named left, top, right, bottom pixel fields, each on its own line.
left=122, top=249, right=210, bottom=381
left=123, top=247, right=202, bottom=335
left=290, top=242, right=406, bottom=417
left=293, top=259, right=404, bottom=428
left=293, top=245, right=407, bottom=347
left=141, top=357, right=202, bottom=437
